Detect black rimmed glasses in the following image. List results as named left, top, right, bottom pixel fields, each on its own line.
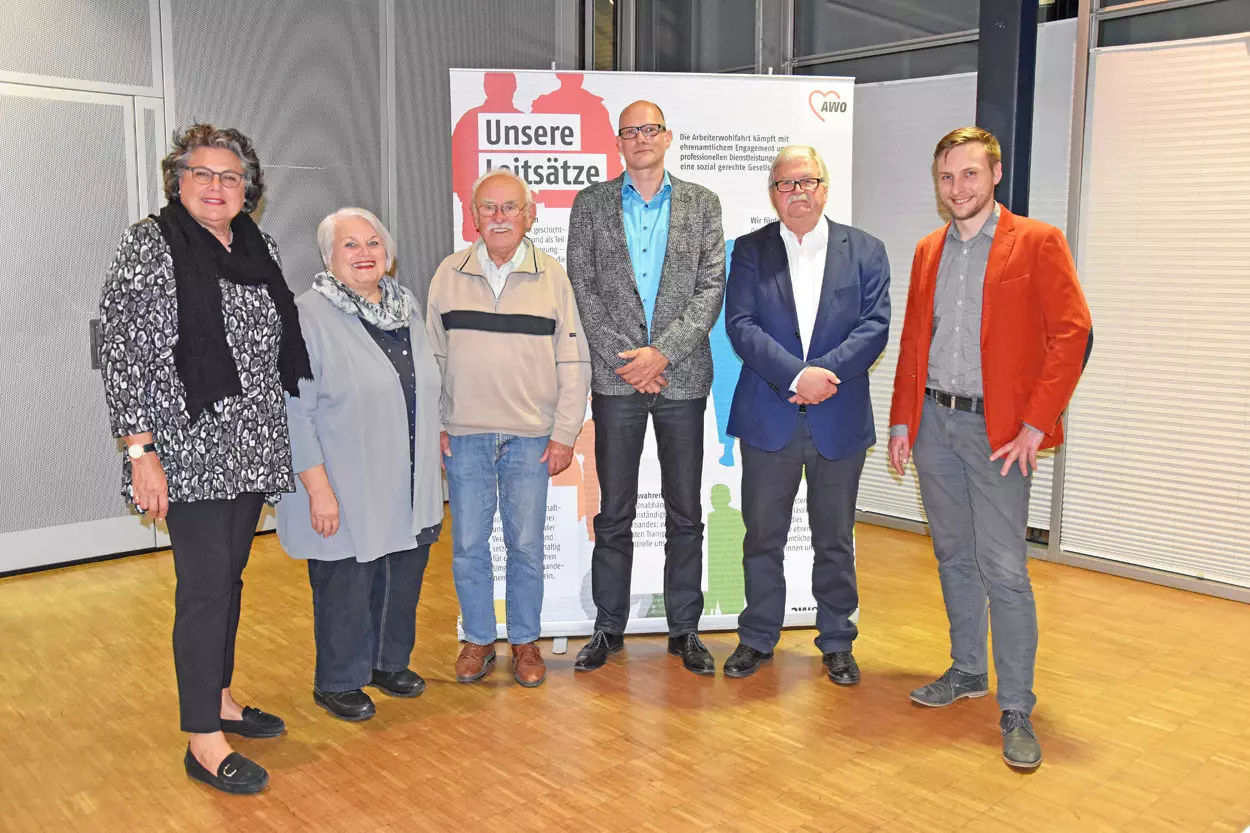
left=617, top=123, right=665, bottom=140
left=772, top=177, right=824, bottom=193
left=186, top=166, right=245, bottom=188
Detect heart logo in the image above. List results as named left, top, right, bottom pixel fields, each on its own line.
left=809, top=89, right=842, bottom=122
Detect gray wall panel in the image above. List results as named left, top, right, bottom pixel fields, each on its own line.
left=0, top=93, right=136, bottom=533
left=169, top=0, right=383, bottom=286
left=394, top=0, right=558, bottom=308
left=0, top=1, right=155, bottom=89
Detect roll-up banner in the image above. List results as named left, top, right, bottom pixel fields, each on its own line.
left=448, top=70, right=854, bottom=639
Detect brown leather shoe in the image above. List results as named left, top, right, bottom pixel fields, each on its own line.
left=455, top=642, right=496, bottom=683
left=511, top=642, right=546, bottom=688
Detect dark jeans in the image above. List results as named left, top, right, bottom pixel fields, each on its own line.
left=738, top=415, right=866, bottom=655
left=306, top=546, right=431, bottom=692
left=165, top=493, right=265, bottom=733
left=590, top=392, right=706, bottom=637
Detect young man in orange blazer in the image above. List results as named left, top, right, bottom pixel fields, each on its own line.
left=888, top=127, right=1091, bottom=770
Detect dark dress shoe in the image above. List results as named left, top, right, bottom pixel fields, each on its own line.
left=574, top=630, right=624, bottom=671
left=313, top=688, right=376, bottom=721
left=723, top=643, right=774, bottom=678
left=668, top=633, right=715, bottom=675
left=184, top=746, right=268, bottom=795
left=824, top=651, right=861, bottom=686
left=370, top=668, right=426, bottom=698
left=220, top=706, right=286, bottom=739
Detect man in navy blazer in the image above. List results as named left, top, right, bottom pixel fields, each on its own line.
left=723, top=145, right=890, bottom=682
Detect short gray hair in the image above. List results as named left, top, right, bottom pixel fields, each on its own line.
left=162, top=123, right=264, bottom=213
left=768, top=145, right=830, bottom=190
left=470, top=168, right=533, bottom=209
left=317, top=207, right=396, bottom=271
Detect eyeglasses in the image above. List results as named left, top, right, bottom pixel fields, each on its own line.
left=186, top=166, right=245, bottom=188
left=617, top=123, right=665, bottom=140
left=475, top=201, right=525, bottom=218
left=772, top=177, right=824, bottom=193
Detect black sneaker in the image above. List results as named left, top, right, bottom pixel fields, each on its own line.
left=723, top=643, right=774, bottom=678
left=370, top=668, right=426, bottom=698
left=574, top=630, right=624, bottom=671
left=313, top=688, right=376, bottom=722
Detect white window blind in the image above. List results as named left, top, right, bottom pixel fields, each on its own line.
left=851, top=19, right=1077, bottom=529
left=1061, top=33, right=1250, bottom=587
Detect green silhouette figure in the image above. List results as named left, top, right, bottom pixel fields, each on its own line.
left=705, top=484, right=746, bottom=616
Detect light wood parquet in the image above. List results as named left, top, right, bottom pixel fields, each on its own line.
left=1, top=515, right=1249, bottom=832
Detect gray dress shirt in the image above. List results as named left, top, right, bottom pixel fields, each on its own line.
left=927, top=204, right=1000, bottom=397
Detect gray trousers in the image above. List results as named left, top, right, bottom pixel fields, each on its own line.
left=912, top=397, right=1037, bottom=714
left=739, top=414, right=866, bottom=655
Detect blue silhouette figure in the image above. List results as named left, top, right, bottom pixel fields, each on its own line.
left=708, top=238, right=743, bottom=467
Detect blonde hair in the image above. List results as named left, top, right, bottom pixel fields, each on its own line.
left=933, top=127, right=1002, bottom=167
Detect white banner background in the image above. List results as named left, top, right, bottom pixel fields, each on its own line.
left=449, top=69, right=854, bottom=638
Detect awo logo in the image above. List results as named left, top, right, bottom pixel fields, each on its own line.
left=809, top=89, right=848, bottom=121
left=790, top=605, right=818, bottom=613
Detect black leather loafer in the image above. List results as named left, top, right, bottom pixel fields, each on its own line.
left=823, top=651, right=861, bottom=686
left=184, top=747, right=268, bottom=795
left=370, top=668, right=426, bottom=698
left=668, top=633, right=715, bottom=675
left=313, top=688, right=376, bottom=722
left=574, top=630, right=624, bottom=671
left=723, top=643, right=774, bottom=678
left=220, top=706, right=286, bottom=739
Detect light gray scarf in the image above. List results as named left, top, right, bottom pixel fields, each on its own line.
left=312, top=271, right=413, bottom=330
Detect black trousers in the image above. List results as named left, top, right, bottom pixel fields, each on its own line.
left=165, top=493, right=265, bottom=733
left=590, top=392, right=706, bottom=637
left=306, top=545, right=430, bottom=692
left=738, top=415, right=866, bottom=655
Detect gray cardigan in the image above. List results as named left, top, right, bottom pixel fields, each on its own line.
left=565, top=172, right=726, bottom=399
left=277, top=288, right=443, bottom=562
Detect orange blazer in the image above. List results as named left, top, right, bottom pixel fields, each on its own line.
left=889, top=204, right=1092, bottom=452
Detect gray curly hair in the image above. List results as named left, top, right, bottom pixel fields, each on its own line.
left=161, top=123, right=264, bottom=213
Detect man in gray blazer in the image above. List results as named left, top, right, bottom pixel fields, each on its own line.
left=566, top=100, right=726, bottom=674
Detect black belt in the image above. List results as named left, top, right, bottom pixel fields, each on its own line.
left=798, top=405, right=807, bottom=413
left=925, top=387, right=984, bottom=415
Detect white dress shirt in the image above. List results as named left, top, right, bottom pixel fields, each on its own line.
left=475, top=238, right=529, bottom=299
left=779, top=218, right=829, bottom=391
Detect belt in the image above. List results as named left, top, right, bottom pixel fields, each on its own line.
left=798, top=405, right=807, bottom=413
left=925, top=387, right=984, bottom=415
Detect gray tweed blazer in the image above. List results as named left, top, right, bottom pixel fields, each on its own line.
left=566, top=172, right=726, bottom=399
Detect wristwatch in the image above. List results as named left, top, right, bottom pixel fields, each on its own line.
left=127, top=442, right=157, bottom=460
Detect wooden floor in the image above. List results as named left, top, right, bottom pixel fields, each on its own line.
left=2, top=517, right=1249, bottom=833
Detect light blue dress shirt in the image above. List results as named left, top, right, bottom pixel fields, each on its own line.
left=621, top=171, right=672, bottom=334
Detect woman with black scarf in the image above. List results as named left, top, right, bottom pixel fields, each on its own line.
left=99, top=124, right=312, bottom=795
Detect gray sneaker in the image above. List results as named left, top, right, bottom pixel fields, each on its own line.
left=1000, top=710, right=1042, bottom=768
left=909, top=666, right=990, bottom=707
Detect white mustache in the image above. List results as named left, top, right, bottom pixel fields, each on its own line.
left=785, top=194, right=811, bottom=206
left=487, top=222, right=514, bottom=233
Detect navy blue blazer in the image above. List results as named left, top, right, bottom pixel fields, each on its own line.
left=725, top=218, right=891, bottom=461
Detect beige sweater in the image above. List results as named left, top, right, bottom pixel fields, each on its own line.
left=425, top=241, right=591, bottom=447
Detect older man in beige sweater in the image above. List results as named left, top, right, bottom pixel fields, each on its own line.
left=426, top=168, right=591, bottom=687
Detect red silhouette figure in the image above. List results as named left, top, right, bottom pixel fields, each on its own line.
left=451, top=72, right=521, bottom=243
left=551, top=413, right=599, bottom=542
left=529, top=74, right=623, bottom=208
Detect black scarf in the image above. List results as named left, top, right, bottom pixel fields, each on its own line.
left=155, top=199, right=312, bottom=423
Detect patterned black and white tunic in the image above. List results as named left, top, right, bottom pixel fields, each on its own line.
left=100, top=218, right=295, bottom=504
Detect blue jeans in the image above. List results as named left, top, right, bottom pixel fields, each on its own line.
left=445, top=433, right=550, bottom=645
left=912, top=398, right=1037, bottom=714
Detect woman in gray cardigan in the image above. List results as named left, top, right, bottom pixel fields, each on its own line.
left=278, top=207, right=443, bottom=722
